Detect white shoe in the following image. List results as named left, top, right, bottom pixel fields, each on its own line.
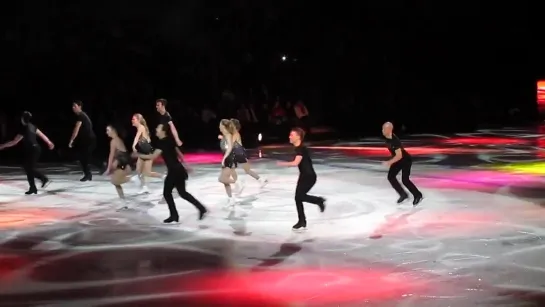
left=258, top=177, right=268, bottom=188
left=130, top=175, right=140, bottom=184
left=223, top=197, right=236, bottom=210
left=138, top=186, right=150, bottom=195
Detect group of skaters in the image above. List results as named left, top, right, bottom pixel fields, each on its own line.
left=0, top=99, right=422, bottom=231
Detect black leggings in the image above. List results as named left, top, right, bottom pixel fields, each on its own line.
left=23, top=146, right=48, bottom=190
left=295, top=175, right=323, bottom=223
left=387, top=158, right=422, bottom=198
left=163, top=168, right=206, bottom=218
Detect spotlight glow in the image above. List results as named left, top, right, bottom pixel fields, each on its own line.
left=258, top=133, right=262, bottom=142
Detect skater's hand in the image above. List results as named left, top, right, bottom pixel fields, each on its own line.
left=131, top=152, right=139, bottom=159
left=47, top=142, right=55, bottom=150
left=103, top=167, right=111, bottom=176
left=382, top=161, right=391, bottom=167
left=176, top=140, right=183, bottom=147
left=68, top=141, right=73, bottom=148
left=221, top=159, right=225, bottom=167
left=218, top=134, right=223, bottom=140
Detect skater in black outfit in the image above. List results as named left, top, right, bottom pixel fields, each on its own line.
left=0, top=111, right=54, bottom=194
left=68, top=100, right=103, bottom=181
left=155, top=98, right=183, bottom=147
left=277, top=127, right=326, bottom=231
left=382, top=122, right=423, bottom=206
left=135, top=124, right=207, bottom=224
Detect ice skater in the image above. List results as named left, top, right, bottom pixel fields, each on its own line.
left=68, top=100, right=105, bottom=181
left=0, top=111, right=54, bottom=195
left=381, top=122, right=423, bottom=206
left=218, top=119, right=240, bottom=208
left=220, top=119, right=268, bottom=195
left=135, top=124, right=207, bottom=223
left=131, top=113, right=163, bottom=194
left=104, top=125, right=133, bottom=208
left=277, top=127, right=325, bottom=231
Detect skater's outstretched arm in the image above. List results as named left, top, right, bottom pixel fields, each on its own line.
left=277, top=155, right=302, bottom=167
left=0, top=134, right=23, bottom=150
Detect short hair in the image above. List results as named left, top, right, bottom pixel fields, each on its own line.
left=291, top=127, right=306, bottom=140
left=21, top=111, right=32, bottom=124
left=156, top=98, right=168, bottom=107
left=73, top=100, right=83, bottom=107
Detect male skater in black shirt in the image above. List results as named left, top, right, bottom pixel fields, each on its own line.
left=68, top=100, right=104, bottom=181
left=0, top=111, right=54, bottom=194
left=382, top=122, right=423, bottom=206
left=277, top=127, right=325, bottom=231
left=135, top=124, right=207, bottom=224
left=155, top=98, right=183, bottom=147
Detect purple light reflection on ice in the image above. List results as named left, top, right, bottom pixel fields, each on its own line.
left=415, top=171, right=544, bottom=190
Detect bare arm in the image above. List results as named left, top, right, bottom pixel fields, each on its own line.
left=132, top=126, right=144, bottom=151
left=36, top=129, right=54, bottom=148
left=139, top=149, right=162, bottom=161
left=0, top=135, right=23, bottom=150
left=70, top=121, right=82, bottom=143
left=167, top=121, right=183, bottom=145
left=278, top=155, right=302, bottom=167
left=107, top=140, right=116, bottom=171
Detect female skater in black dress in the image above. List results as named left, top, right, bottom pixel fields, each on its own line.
left=218, top=119, right=239, bottom=207
left=0, top=112, right=54, bottom=194
left=105, top=125, right=132, bottom=208
left=230, top=119, right=268, bottom=191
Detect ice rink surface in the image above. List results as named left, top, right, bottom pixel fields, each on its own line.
left=1, top=128, right=545, bottom=306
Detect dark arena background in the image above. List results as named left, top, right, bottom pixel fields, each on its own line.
left=1, top=1, right=545, bottom=306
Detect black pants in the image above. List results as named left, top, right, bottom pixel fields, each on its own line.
left=295, top=174, right=323, bottom=223
left=387, top=158, right=422, bottom=198
left=77, top=137, right=102, bottom=177
left=23, top=146, right=48, bottom=190
left=163, top=167, right=206, bottom=218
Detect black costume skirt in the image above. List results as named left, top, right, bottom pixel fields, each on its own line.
left=136, top=140, right=154, bottom=155
left=223, top=153, right=237, bottom=169
left=116, top=152, right=131, bottom=170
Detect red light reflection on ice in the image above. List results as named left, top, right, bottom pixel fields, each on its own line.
left=172, top=267, right=429, bottom=305
left=0, top=255, right=31, bottom=280
left=372, top=210, right=509, bottom=239
left=0, top=208, right=79, bottom=229
left=310, top=146, right=493, bottom=157
left=443, top=137, right=528, bottom=145
left=414, top=171, right=544, bottom=190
